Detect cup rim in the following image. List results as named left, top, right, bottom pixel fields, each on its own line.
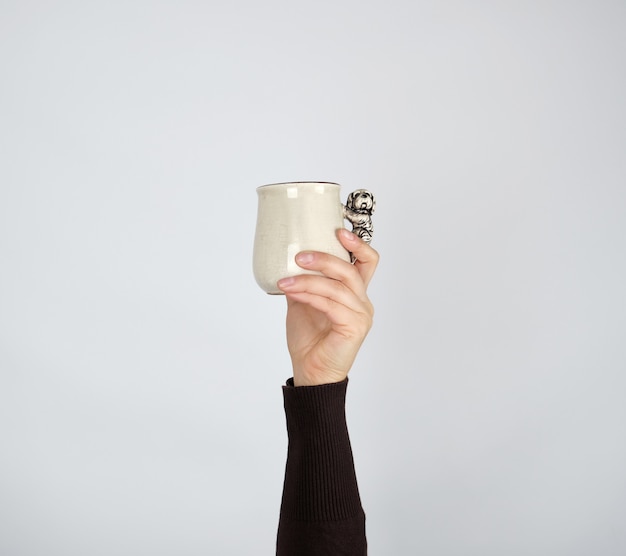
left=257, top=181, right=340, bottom=190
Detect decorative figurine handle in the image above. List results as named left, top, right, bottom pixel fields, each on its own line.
left=343, top=189, right=376, bottom=262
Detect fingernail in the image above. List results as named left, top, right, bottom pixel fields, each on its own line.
left=296, top=252, right=315, bottom=265
left=277, top=276, right=295, bottom=288
left=340, top=228, right=356, bottom=241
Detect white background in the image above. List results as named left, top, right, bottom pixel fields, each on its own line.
left=1, top=1, right=625, bottom=554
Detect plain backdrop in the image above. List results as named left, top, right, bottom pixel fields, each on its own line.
left=1, top=1, right=625, bottom=555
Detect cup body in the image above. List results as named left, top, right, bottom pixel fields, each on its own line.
left=253, top=182, right=350, bottom=294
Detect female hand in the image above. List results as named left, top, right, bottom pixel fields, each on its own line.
left=277, top=228, right=379, bottom=387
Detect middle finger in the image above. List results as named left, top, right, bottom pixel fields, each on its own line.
left=291, top=251, right=367, bottom=299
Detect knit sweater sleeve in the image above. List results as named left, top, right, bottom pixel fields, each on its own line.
left=276, top=378, right=367, bottom=556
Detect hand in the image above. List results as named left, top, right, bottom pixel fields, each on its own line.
left=276, top=228, right=379, bottom=387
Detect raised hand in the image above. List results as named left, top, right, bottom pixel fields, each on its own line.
left=276, top=228, right=379, bottom=387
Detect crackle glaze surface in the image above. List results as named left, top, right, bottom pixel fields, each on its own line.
left=253, top=182, right=350, bottom=294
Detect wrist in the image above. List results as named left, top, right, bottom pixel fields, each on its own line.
left=292, top=368, right=348, bottom=387
left=293, top=376, right=346, bottom=387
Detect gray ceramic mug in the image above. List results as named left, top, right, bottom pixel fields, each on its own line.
left=253, top=181, right=375, bottom=295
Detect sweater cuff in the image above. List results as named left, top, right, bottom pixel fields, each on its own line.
left=282, top=378, right=350, bottom=432
left=280, top=377, right=363, bottom=522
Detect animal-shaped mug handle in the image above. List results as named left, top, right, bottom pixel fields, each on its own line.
left=343, top=189, right=375, bottom=262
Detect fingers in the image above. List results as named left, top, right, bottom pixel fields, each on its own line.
left=282, top=288, right=373, bottom=336
left=279, top=274, right=374, bottom=340
left=277, top=229, right=378, bottom=296
left=276, top=228, right=378, bottom=299
left=279, top=267, right=371, bottom=316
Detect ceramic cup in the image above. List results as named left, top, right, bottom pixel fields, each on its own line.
left=253, top=182, right=352, bottom=295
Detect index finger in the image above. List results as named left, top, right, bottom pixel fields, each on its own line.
left=338, top=229, right=380, bottom=287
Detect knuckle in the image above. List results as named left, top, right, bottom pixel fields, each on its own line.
left=357, top=315, right=373, bottom=336
left=357, top=304, right=374, bottom=331
left=369, top=247, right=380, bottom=265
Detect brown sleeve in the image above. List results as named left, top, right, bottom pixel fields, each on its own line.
left=276, top=378, right=367, bottom=556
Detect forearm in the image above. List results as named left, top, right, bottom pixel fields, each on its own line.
left=277, top=379, right=367, bottom=556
